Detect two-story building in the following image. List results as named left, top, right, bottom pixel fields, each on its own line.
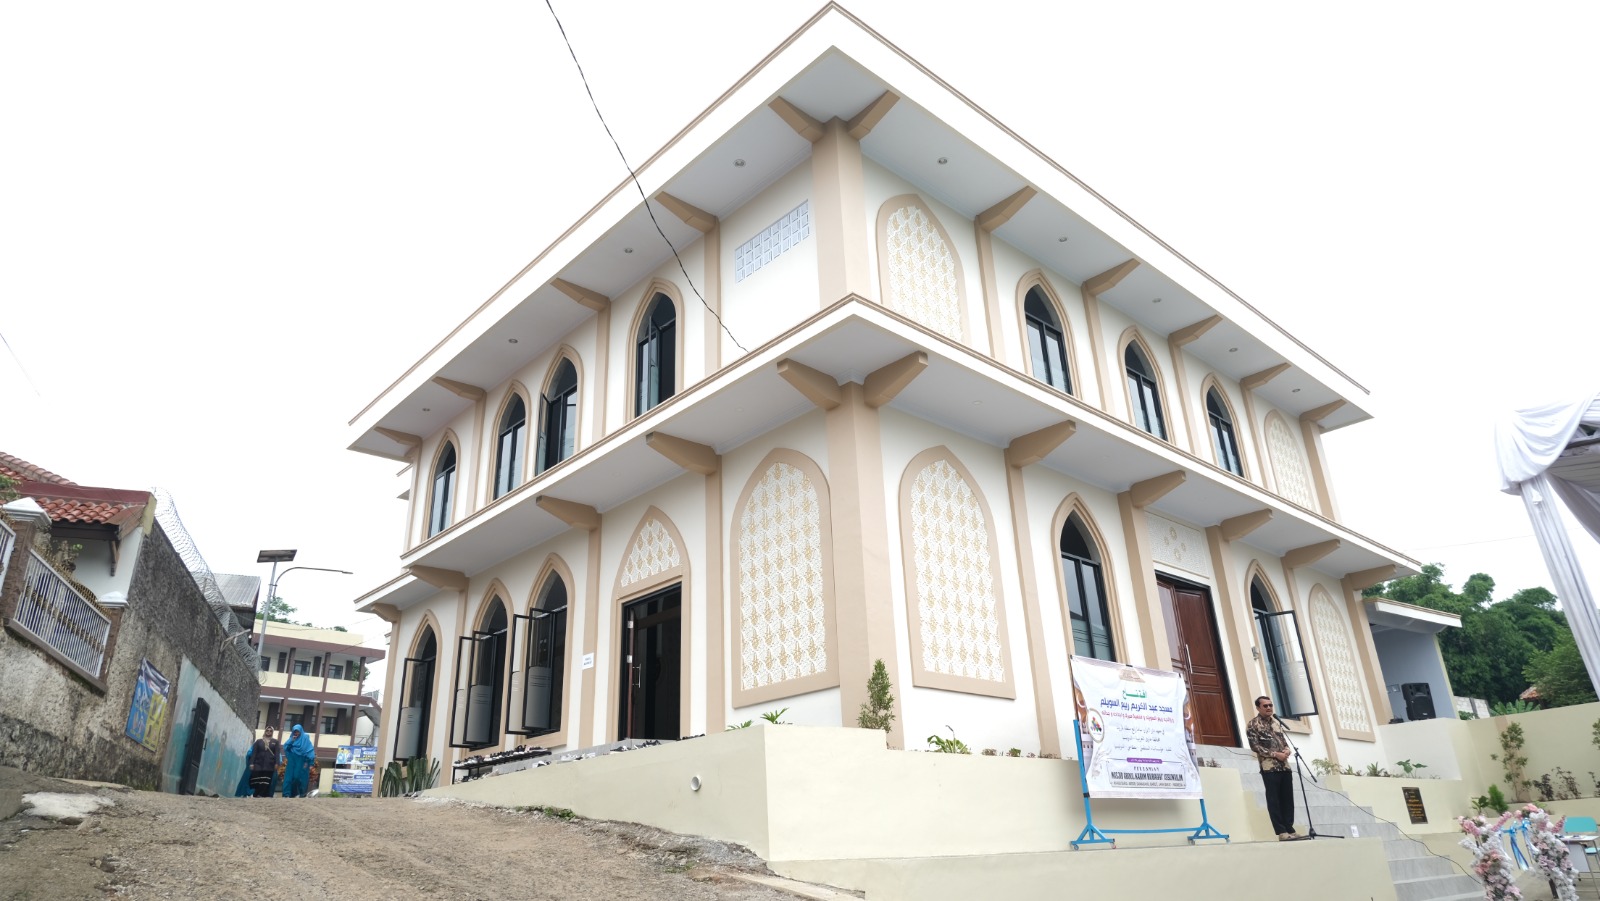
left=348, top=5, right=1421, bottom=779
left=254, top=621, right=383, bottom=791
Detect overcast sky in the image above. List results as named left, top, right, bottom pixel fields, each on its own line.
left=4, top=2, right=1597, bottom=689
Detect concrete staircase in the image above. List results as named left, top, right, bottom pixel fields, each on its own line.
left=1196, top=745, right=1482, bottom=901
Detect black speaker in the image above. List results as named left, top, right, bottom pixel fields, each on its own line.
left=1401, top=682, right=1435, bottom=721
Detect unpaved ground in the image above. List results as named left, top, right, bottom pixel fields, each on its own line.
left=0, top=766, right=827, bottom=901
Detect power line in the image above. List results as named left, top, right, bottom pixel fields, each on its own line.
left=0, top=330, right=42, bottom=397
left=540, top=0, right=747, bottom=354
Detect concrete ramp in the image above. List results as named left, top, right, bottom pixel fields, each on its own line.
left=774, top=839, right=1401, bottom=901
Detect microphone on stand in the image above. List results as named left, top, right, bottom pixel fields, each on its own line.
left=1274, top=713, right=1291, bottom=729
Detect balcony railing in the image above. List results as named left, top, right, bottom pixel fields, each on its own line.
left=0, top=518, right=15, bottom=588
left=13, top=549, right=111, bottom=681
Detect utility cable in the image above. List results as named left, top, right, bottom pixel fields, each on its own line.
left=540, top=0, right=747, bottom=355
left=0, top=330, right=42, bottom=397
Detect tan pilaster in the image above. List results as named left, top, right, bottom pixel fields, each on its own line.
left=705, top=470, right=725, bottom=733
left=578, top=525, right=603, bottom=746
left=1004, top=455, right=1066, bottom=756
left=1079, top=260, right=1138, bottom=412
left=1205, top=526, right=1258, bottom=726
left=704, top=221, right=722, bottom=373
left=593, top=305, right=611, bottom=445
left=1116, top=492, right=1170, bottom=669
left=1277, top=563, right=1337, bottom=764
left=1239, top=363, right=1290, bottom=492
left=825, top=382, right=903, bottom=747
left=1300, top=418, right=1339, bottom=520
left=809, top=118, right=871, bottom=305
left=974, top=187, right=1037, bottom=363
left=1343, top=566, right=1399, bottom=730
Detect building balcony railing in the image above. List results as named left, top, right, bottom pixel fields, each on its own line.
left=0, top=518, right=15, bottom=588
left=12, top=549, right=111, bottom=682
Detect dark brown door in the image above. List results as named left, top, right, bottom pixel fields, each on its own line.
left=1158, top=577, right=1238, bottom=746
left=618, top=587, right=681, bottom=741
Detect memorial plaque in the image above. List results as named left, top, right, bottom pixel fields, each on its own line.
left=1402, top=786, right=1427, bottom=824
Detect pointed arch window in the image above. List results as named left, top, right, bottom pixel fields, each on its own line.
left=394, top=627, right=436, bottom=761
left=451, top=599, right=509, bottom=750
left=1206, top=387, right=1243, bottom=476
left=511, top=575, right=567, bottom=737
left=1124, top=343, right=1167, bottom=440
left=494, top=394, right=527, bottom=499
left=1061, top=513, right=1116, bottom=661
left=1251, top=578, right=1316, bottom=718
left=1024, top=287, right=1071, bottom=394
left=428, top=443, right=456, bottom=538
left=635, top=294, right=676, bottom=416
left=538, top=360, right=578, bottom=474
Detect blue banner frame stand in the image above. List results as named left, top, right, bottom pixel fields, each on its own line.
left=1070, top=720, right=1230, bottom=849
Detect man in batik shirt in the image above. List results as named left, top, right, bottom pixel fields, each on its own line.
left=1247, top=696, right=1297, bottom=841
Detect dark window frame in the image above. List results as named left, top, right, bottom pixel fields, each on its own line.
left=634, top=294, right=677, bottom=416
left=538, top=361, right=578, bottom=474
left=1061, top=513, right=1116, bottom=662
left=1023, top=287, right=1072, bottom=394
left=494, top=394, right=528, bottom=499
left=1124, top=343, right=1167, bottom=440
left=1206, top=388, right=1243, bottom=476
left=429, top=442, right=457, bottom=538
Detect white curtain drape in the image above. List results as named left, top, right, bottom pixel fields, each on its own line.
left=1495, top=391, right=1600, bottom=694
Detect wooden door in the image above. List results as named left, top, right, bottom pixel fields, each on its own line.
left=1158, top=578, right=1238, bottom=746
left=618, top=588, right=681, bottom=741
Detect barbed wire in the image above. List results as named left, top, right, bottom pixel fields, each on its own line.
left=151, top=487, right=255, bottom=664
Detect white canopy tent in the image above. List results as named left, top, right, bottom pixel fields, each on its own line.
left=1495, top=392, right=1600, bottom=694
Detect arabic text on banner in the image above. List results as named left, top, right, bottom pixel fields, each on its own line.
left=1072, top=656, right=1201, bottom=800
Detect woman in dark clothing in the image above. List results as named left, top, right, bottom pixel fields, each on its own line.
left=248, top=727, right=280, bottom=798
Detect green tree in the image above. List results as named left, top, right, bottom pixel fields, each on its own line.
left=1524, top=632, right=1597, bottom=708
left=1368, top=564, right=1577, bottom=707
left=262, top=595, right=297, bottom=624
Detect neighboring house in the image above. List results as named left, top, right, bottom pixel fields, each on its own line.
left=0, top=453, right=258, bottom=795
left=348, top=7, right=1420, bottom=778
left=254, top=621, right=383, bottom=792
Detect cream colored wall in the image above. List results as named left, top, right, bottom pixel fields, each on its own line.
left=1465, top=702, right=1600, bottom=802
left=875, top=407, right=1042, bottom=756
left=717, top=161, right=817, bottom=354
left=861, top=159, right=987, bottom=354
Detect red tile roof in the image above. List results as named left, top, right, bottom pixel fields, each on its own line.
left=0, top=452, right=76, bottom=486
left=3, top=452, right=147, bottom=527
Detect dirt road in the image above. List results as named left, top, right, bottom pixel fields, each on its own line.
left=0, top=766, right=827, bottom=901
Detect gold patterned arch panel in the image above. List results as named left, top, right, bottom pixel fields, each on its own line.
left=876, top=194, right=968, bottom=342
left=898, top=447, right=1015, bottom=698
left=730, top=450, right=839, bottom=707
left=613, top=506, right=688, bottom=599
left=1265, top=412, right=1316, bottom=510
left=1309, top=585, right=1374, bottom=740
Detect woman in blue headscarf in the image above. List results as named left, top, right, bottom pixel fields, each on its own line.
left=281, top=724, right=316, bottom=798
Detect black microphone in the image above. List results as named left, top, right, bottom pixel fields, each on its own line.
left=1274, top=713, right=1291, bottom=729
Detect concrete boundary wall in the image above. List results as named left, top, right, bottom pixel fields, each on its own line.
left=431, top=725, right=1275, bottom=862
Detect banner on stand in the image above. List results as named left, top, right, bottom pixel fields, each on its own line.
left=1072, top=656, right=1201, bottom=800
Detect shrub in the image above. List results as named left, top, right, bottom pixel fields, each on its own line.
left=857, top=659, right=895, bottom=734
left=379, top=757, right=440, bottom=797
left=927, top=727, right=971, bottom=754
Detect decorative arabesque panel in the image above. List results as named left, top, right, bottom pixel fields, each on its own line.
left=1266, top=416, right=1317, bottom=510
left=737, top=462, right=828, bottom=690
left=1147, top=514, right=1212, bottom=579
left=1311, top=592, right=1371, bottom=734
left=909, top=460, right=1005, bottom=682
left=620, top=519, right=681, bottom=587
left=884, top=203, right=962, bottom=340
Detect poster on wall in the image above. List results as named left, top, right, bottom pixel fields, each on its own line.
left=333, top=745, right=377, bottom=795
left=1071, top=656, right=1201, bottom=800
left=124, top=659, right=171, bottom=751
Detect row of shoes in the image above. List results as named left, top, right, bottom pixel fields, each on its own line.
left=452, top=744, right=552, bottom=769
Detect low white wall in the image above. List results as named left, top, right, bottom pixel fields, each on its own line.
left=427, top=725, right=1273, bottom=864
left=1326, top=773, right=1469, bottom=836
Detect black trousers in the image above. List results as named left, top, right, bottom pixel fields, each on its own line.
left=1262, top=769, right=1295, bottom=835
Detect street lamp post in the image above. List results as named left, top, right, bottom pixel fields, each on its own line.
left=255, top=550, right=354, bottom=737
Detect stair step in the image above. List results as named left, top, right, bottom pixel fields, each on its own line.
left=1393, top=874, right=1479, bottom=901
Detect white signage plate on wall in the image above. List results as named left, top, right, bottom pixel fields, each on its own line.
left=581, top=653, right=595, bottom=670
